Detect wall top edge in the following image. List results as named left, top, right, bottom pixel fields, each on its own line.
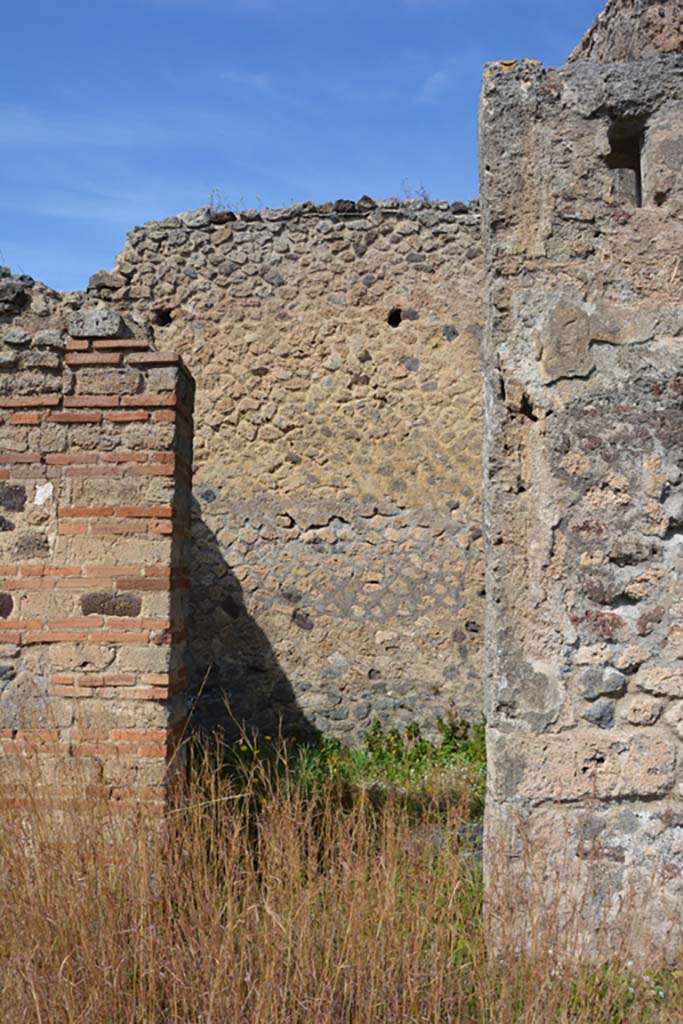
left=568, top=0, right=683, bottom=66
left=127, top=196, right=481, bottom=236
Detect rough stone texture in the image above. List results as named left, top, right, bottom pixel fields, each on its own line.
left=85, top=200, right=485, bottom=741
left=0, top=277, right=194, bottom=804
left=0, top=0, right=681, bottom=952
left=68, top=310, right=125, bottom=339
left=569, top=0, right=683, bottom=63
left=480, top=36, right=683, bottom=953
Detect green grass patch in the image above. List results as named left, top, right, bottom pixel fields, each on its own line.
left=207, top=714, right=487, bottom=822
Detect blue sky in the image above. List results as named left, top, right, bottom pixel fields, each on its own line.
left=2, top=0, right=604, bottom=291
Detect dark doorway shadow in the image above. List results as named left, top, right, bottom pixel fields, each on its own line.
left=186, top=499, right=319, bottom=744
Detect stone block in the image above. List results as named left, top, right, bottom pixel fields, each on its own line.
left=636, top=666, right=683, bottom=698
left=1, top=328, right=30, bottom=347
left=488, top=730, right=676, bottom=804
left=582, top=699, right=615, bottom=729
left=34, top=330, right=65, bottom=350
left=81, top=593, right=142, bottom=618
left=579, top=666, right=626, bottom=701
left=621, top=695, right=662, bottom=726
left=68, top=310, right=124, bottom=339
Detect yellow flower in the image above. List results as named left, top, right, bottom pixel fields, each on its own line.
left=240, top=744, right=248, bottom=752
left=265, top=735, right=272, bottom=741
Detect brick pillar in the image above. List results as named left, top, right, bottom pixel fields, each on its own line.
left=0, top=310, right=194, bottom=804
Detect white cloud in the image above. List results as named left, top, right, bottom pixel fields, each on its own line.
left=0, top=103, right=180, bottom=150
left=220, top=68, right=272, bottom=90
left=416, top=49, right=483, bottom=103
left=0, top=100, right=273, bottom=156
left=0, top=182, right=187, bottom=226
left=418, top=68, right=452, bottom=102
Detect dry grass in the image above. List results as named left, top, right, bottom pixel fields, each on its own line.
left=0, top=744, right=680, bottom=1024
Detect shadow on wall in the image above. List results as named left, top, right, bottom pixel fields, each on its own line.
left=186, top=499, right=319, bottom=744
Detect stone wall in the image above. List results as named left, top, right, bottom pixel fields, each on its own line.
left=85, top=198, right=485, bottom=741
left=0, top=273, right=194, bottom=803
left=569, top=0, right=683, bottom=63
left=480, top=44, right=683, bottom=951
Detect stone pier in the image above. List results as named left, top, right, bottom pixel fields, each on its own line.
left=480, top=0, right=683, bottom=954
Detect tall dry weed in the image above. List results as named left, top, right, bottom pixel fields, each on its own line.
left=0, top=745, right=678, bottom=1023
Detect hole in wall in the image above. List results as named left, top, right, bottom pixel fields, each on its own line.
left=519, top=393, right=538, bottom=422
left=604, top=117, right=646, bottom=207
left=153, top=308, right=173, bottom=326
left=387, top=307, right=419, bottom=328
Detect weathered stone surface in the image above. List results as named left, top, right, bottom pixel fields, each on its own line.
left=481, top=9, right=683, bottom=956
left=485, top=802, right=683, bottom=961
left=179, top=207, right=212, bottom=228
left=621, top=694, right=663, bottom=725
left=34, top=329, right=65, bottom=350
left=636, top=665, right=683, bottom=697
left=488, top=730, right=675, bottom=803
left=0, top=276, right=30, bottom=313
left=68, top=310, right=124, bottom=338
left=0, top=484, right=26, bottom=512
left=569, top=0, right=683, bottom=63
left=87, top=270, right=127, bottom=291
left=1, top=327, right=30, bottom=347
left=540, top=298, right=593, bottom=383
left=81, top=593, right=143, bottom=618
left=582, top=698, right=615, bottom=729
left=579, top=666, right=626, bottom=701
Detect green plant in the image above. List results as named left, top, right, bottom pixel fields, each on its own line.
left=352, top=715, right=487, bottom=818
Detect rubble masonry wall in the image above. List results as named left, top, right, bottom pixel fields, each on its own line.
left=87, top=198, right=485, bottom=741
left=480, top=49, right=683, bottom=951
